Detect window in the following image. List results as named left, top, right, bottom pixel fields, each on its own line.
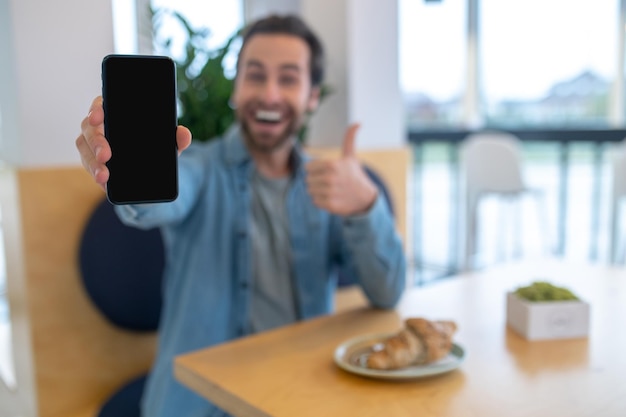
left=400, top=0, right=623, bottom=130
left=400, top=0, right=467, bottom=130
left=111, top=0, right=138, bottom=54
left=401, top=0, right=626, bottom=279
left=112, top=0, right=243, bottom=70
left=151, top=0, right=243, bottom=77
left=481, top=0, right=619, bottom=128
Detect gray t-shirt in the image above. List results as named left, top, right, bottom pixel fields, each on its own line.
left=249, top=170, right=297, bottom=332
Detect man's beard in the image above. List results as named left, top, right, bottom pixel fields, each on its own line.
left=238, top=108, right=302, bottom=154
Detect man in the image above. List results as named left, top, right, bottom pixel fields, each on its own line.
left=76, top=14, right=406, bottom=417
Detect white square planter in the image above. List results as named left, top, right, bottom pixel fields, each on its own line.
left=506, top=292, right=590, bottom=340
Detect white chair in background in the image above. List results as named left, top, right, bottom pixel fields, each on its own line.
left=608, top=141, right=626, bottom=264
left=458, top=130, right=550, bottom=271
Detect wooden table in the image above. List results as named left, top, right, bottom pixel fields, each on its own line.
left=174, top=260, right=626, bottom=417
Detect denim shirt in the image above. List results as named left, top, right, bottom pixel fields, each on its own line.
left=114, top=125, right=407, bottom=417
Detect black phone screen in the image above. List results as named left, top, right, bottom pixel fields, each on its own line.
left=102, top=54, right=178, bottom=204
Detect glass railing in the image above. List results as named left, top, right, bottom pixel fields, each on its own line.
left=408, top=128, right=626, bottom=286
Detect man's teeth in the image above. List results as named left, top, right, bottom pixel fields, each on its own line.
left=256, top=110, right=281, bottom=122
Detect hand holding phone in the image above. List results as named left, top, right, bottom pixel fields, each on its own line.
left=76, top=98, right=191, bottom=194
left=101, top=54, right=179, bottom=204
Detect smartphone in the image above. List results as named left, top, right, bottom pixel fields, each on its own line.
left=101, top=54, right=178, bottom=204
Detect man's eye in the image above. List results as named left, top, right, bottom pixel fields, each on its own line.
left=279, top=76, right=298, bottom=86
left=246, top=73, right=266, bottom=82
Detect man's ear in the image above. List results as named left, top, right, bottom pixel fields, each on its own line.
left=306, top=86, right=321, bottom=113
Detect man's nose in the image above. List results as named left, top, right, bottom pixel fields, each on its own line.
left=260, top=79, right=281, bottom=103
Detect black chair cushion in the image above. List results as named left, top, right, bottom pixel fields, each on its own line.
left=363, top=165, right=394, bottom=216
left=98, top=374, right=147, bottom=417
left=78, top=199, right=164, bottom=331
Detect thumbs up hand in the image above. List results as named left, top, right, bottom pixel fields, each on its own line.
left=305, top=123, right=378, bottom=216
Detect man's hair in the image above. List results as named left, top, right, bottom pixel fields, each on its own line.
left=237, top=14, right=325, bottom=87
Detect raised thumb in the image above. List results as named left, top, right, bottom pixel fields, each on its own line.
left=342, top=123, right=361, bottom=158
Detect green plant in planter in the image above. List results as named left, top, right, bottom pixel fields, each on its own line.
left=152, top=8, right=238, bottom=142
left=514, top=281, right=579, bottom=302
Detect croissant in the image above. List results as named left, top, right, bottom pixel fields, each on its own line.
left=366, top=318, right=457, bottom=370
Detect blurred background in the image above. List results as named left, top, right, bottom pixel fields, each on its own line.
left=3, top=0, right=626, bottom=415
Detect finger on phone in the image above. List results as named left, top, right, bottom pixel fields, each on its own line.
left=81, top=99, right=110, bottom=162
left=76, top=132, right=109, bottom=187
left=176, top=125, right=192, bottom=154
left=79, top=122, right=110, bottom=164
left=87, top=96, right=104, bottom=125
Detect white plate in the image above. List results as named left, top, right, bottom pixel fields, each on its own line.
left=334, top=333, right=465, bottom=380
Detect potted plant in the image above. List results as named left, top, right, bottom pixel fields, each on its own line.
left=152, top=8, right=238, bottom=142
left=506, top=281, right=590, bottom=340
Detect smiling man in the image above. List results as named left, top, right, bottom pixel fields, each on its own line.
left=236, top=35, right=317, bottom=155
left=76, top=14, right=406, bottom=417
